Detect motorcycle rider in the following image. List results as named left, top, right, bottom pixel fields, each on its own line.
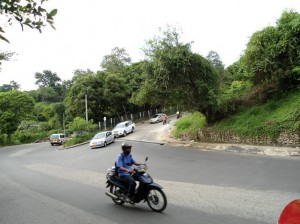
left=176, top=110, right=181, bottom=119
left=116, top=142, right=141, bottom=202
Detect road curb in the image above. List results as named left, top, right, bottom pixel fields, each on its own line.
left=57, top=141, right=90, bottom=150
left=115, top=139, right=165, bottom=145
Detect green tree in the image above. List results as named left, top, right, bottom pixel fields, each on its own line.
left=64, top=73, right=107, bottom=122
left=0, top=80, right=20, bottom=92
left=103, top=73, right=131, bottom=117
left=100, top=47, right=131, bottom=73
left=132, top=26, right=219, bottom=120
left=33, top=102, right=47, bottom=121
left=0, top=91, right=34, bottom=142
left=0, top=0, right=57, bottom=43
left=34, top=70, right=61, bottom=88
left=58, top=70, right=96, bottom=103
left=206, top=51, right=224, bottom=68
left=123, top=61, right=148, bottom=93
left=33, top=70, right=64, bottom=102
left=30, top=86, right=60, bottom=102
left=72, top=69, right=95, bottom=81
left=206, top=50, right=225, bottom=83
left=52, top=102, right=65, bottom=128
left=41, top=103, right=62, bottom=127
left=224, top=60, right=253, bottom=83
left=243, top=10, right=300, bottom=89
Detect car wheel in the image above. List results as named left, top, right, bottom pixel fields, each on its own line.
left=123, top=131, right=127, bottom=137
left=51, top=143, right=53, bottom=146
left=104, top=141, right=107, bottom=147
left=112, top=138, right=115, bottom=143
left=132, top=127, right=134, bottom=133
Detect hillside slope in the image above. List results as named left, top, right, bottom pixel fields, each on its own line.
left=204, top=90, right=300, bottom=145
left=173, top=90, right=300, bottom=146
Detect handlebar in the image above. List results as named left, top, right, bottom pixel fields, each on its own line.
left=132, top=164, right=147, bottom=173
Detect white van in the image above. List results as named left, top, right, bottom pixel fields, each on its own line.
left=50, top=133, right=66, bottom=146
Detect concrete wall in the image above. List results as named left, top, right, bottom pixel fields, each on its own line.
left=193, top=129, right=300, bottom=147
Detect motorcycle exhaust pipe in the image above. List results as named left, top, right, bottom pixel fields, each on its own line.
left=105, top=192, right=119, bottom=200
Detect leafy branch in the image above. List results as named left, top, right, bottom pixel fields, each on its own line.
left=0, top=0, right=57, bottom=43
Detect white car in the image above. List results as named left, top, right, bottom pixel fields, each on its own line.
left=89, top=131, right=114, bottom=149
left=112, top=120, right=135, bottom=137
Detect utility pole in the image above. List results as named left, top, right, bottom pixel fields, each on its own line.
left=85, top=94, right=88, bottom=121
left=63, top=112, right=66, bottom=135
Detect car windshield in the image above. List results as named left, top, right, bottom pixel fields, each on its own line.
left=51, top=135, right=59, bottom=139
left=94, top=133, right=106, bottom=139
left=152, top=114, right=159, bottom=118
left=115, top=123, right=125, bottom=128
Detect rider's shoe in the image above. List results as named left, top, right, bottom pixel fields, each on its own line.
left=124, top=195, right=135, bottom=204
left=129, top=196, right=135, bottom=203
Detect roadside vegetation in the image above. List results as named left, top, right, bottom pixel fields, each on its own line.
left=172, top=112, right=206, bottom=139
left=174, top=90, right=300, bottom=141
left=212, top=90, right=300, bottom=140
left=0, top=8, right=299, bottom=147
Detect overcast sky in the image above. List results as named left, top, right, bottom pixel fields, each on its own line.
left=1, top=0, right=300, bottom=91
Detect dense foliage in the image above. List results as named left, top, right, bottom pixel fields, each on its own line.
left=0, top=91, right=34, bottom=142
left=243, top=10, right=300, bottom=89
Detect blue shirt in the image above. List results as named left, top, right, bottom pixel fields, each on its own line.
left=116, top=153, right=136, bottom=177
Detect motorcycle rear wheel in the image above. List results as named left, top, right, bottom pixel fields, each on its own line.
left=110, top=185, right=125, bottom=205
left=146, top=188, right=167, bottom=212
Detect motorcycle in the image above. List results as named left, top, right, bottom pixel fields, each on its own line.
left=105, top=157, right=167, bottom=212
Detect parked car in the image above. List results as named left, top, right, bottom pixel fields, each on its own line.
left=112, top=120, right=135, bottom=137
left=149, top=113, right=166, bottom=123
left=278, top=199, right=300, bottom=224
left=50, top=133, right=66, bottom=146
left=89, top=131, right=114, bottom=149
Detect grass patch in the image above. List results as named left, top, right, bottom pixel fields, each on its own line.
left=212, top=90, right=300, bottom=140
left=172, top=111, right=206, bottom=139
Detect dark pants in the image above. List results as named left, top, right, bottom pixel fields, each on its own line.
left=120, top=175, right=136, bottom=197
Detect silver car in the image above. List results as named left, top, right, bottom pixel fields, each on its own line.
left=149, top=113, right=166, bottom=123
left=89, top=131, right=115, bottom=149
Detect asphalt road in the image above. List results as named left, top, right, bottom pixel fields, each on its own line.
left=0, top=121, right=299, bottom=224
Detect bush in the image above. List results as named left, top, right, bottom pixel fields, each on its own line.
left=11, top=131, right=49, bottom=144
left=0, top=133, right=8, bottom=146
left=172, top=112, right=206, bottom=139
left=64, top=133, right=95, bottom=147
left=67, top=117, right=97, bottom=133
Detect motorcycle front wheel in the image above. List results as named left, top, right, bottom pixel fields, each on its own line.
left=110, top=185, right=125, bottom=205
left=146, top=188, right=167, bottom=212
